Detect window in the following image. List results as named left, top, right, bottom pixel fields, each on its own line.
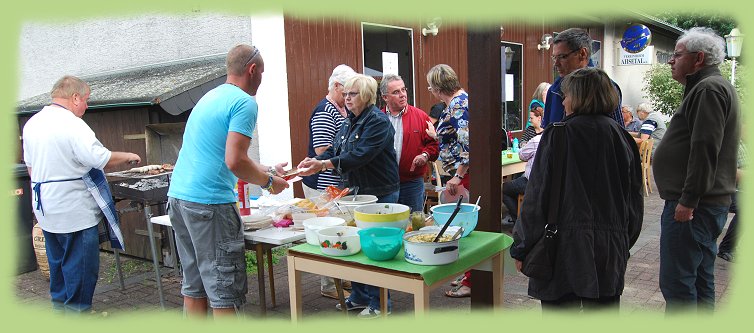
left=591, top=40, right=602, bottom=68
left=362, top=23, right=415, bottom=108
left=501, top=42, right=523, bottom=132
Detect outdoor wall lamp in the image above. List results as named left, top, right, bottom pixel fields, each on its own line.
left=422, top=17, right=442, bottom=36
left=725, top=27, right=743, bottom=85
left=537, top=34, right=552, bottom=51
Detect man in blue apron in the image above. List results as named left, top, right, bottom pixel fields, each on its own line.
left=22, top=76, right=141, bottom=314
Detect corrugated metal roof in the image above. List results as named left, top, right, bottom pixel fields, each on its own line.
left=17, top=55, right=227, bottom=115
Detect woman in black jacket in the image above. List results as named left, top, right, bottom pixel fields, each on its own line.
left=510, top=67, right=643, bottom=313
left=297, top=74, right=399, bottom=319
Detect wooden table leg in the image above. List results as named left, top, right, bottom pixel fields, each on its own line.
left=334, top=279, right=347, bottom=316
left=255, top=243, right=266, bottom=316
left=287, top=256, right=302, bottom=322
left=266, top=247, right=276, bottom=307
left=492, top=252, right=504, bottom=311
left=379, top=288, right=389, bottom=318
left=413, top=285, right=429, bottom=318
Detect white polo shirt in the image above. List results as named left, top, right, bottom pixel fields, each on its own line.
left=23, top=105, right=111, bottom=233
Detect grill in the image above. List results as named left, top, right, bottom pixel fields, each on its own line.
left=107, top=122, right=184, bottom=204
left=109, top=172, right=171, bottom=203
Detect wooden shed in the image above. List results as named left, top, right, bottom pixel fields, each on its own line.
left=16, top=55, right=227, bottom=261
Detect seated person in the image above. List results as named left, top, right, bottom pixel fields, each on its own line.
left=502, top=110, right=543, bottom=225
left=629, top=102, right=666, bottom=155
left=622, top=105, right=642, bottom=132
left=520, top=107, right=544, bottom=146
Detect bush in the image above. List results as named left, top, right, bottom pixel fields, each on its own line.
left=643, top=60, right=746, bottom=117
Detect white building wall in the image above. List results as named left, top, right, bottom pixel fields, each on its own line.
left=249, top=14, right=294, bottom=201
left=19, top=13, right=295, bottom=201
left=18, top=13, right=252, bottom=100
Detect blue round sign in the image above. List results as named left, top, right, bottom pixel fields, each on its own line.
left=621, top=24, right=652, bottom=53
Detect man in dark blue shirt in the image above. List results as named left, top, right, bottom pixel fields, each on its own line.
left=542, top=28, right=623, bottom=128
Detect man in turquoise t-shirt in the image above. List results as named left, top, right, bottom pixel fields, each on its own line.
left=167, top=44, right=289, bottom=318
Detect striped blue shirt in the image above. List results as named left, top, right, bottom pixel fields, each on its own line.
left=302, top=98, right=345, bottom=190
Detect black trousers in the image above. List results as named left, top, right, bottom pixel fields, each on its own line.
left=540, top=293, right=620, bottom=313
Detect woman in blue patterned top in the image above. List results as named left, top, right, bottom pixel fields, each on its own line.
left=427, top=64, right=470, bottom=195
left=427, top=64, right=472, bottom=298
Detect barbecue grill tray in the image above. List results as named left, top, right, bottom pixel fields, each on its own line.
left=106, top=171, right=172, bottom=179
left=108, top=172, right=171, bottom=202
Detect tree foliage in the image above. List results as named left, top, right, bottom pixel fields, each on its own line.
left=655, top=12, right=736, bottom=39
left=643, top=60, right=746, bottom=117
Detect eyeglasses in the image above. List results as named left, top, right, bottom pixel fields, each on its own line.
left=342, top=91, right=359, bottom=99
left=243, top=46, right=260, bottom=67
left=551, top=49, right=579, bottom=62
left=387, top=87, right=408, bottom=96
left=670, top=51, right=698, bottom=60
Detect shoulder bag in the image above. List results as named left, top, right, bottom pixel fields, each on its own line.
left=521, top=121, right=566, bottom=280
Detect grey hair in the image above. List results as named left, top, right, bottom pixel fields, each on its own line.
left=51, top=75, right=90, bottom=99
left=379, top=74, right=403, bottom=95
left=328, top=64, right=357, bottom=91
left=621, top=105, right=634, bottom=114
left=532, top=82, right=550, bottom=100
left=553, top=28, right=593, bottom=58
left=636, top=102, right=652, bottom=113
left=677, top=27, right=726, bottom=66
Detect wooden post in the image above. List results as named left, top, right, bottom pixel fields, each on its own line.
left=467, top=25, right=503, bottom=308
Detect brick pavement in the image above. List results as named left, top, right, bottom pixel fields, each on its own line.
left=14, top=177, right=734, bottom=318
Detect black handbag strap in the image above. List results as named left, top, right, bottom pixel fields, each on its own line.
left=544, top=122, right=567, bottom=238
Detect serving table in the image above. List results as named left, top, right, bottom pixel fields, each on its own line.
left=286, top=231, right=513, bottom=320
left=501, top=153, right=526, bottom=178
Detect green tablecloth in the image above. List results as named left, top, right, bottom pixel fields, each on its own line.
left=288, top=231, right=513, bottom=286
left=501, top=152, right=522, bottom=165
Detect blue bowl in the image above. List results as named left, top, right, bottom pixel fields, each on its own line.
left=358, top=227, right=404, bottom=261
left=430, top=203, right=480, bottom=237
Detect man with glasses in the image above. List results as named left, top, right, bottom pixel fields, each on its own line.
left=542, top=28, right=623, bottom=127
left=168, top=44, right=289, bottom=318
left=654, top=27, right=740, bottom=313
left=379, top=74, right=439, bottom=212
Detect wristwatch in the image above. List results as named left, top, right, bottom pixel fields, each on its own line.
left=454, top=173, right=464, bottom=179
left=421, top=152, right=429, bottom=160
left=262, top=174, right=274, bottom=192
left=320, top=160, right=327, bottom=173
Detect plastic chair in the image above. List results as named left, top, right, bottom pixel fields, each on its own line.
left=639, top=139, right=654, bottom=196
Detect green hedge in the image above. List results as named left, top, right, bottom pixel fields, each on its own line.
left=643, top=60, right=746, bottom=117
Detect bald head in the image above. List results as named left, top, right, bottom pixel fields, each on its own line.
left=226, top=44, right=262, bottom=76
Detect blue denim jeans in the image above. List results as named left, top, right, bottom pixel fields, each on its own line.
left=348, top=191, right=398, bottom=310
left=659, top=200, right=728, bottom=313
left=44, top=224, right=100, bottom=313
left=502, top=176, right=528, bottom=219
left=398, top=177, right=426, bottom=213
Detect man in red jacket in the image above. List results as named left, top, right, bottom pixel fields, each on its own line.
left=380, top=74, right=439, bottom=212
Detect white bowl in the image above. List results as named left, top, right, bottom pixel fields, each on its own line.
left=336, top=195, right=379, bottom=216
left=353, top=203, right=410, bottom=230
left=316, top=226, right=361, bottom=256
left=292, top=212, right=317, bottom=227
left=302, top=217, right=346, bottom=246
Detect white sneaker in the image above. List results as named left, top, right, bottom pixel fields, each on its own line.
left=357, top=306, right=391, bottom=319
